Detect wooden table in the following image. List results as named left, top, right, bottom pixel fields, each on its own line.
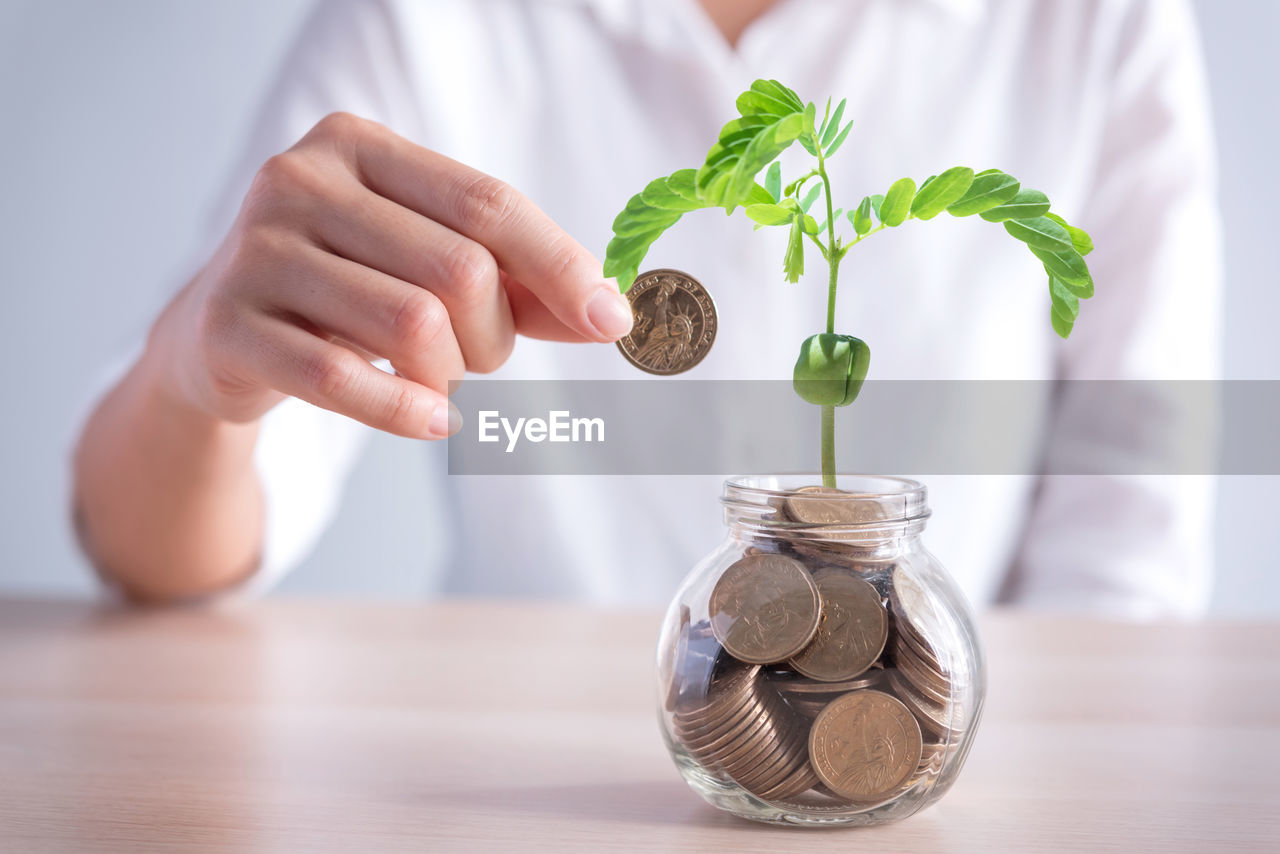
left=1, top=599, right=1277, bottom=853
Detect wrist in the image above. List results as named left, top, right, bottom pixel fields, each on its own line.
left=133, top=295, right=261, bottom=449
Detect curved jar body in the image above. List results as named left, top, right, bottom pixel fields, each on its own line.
left=657, top=475, right=986, bottom=827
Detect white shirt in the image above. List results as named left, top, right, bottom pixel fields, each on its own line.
left=204, top=0, right=1221, bottom=616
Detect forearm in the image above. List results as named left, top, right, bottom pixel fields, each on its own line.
left=72, top=340, right=264, bottom=603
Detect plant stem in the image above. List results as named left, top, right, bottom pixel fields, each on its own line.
left=817, top=153, right=839, bottom=336
left=820, top=404, right=836, bottom=488
left=816, top=148, right=840, bottom=484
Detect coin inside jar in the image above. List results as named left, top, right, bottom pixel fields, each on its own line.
left=787, top=574, right=888, bottom=682
left=766, top=667, right=884, bottom=695
left=709, top=554, right=821, bottom=665
left=782, top=486, right=889, bottom=526
left=616, top=269, right=717, bottom=375
left=808, top=690, right=923, bottom=804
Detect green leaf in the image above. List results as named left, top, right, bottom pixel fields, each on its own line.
left=870, top=194, right=884, bottom=221
left=610, top=194, right=681, bottom=237
left=820, top=98, right=847, bottom=148
left=604, top=171, right=715, bottom=291
left=824, top=120, right=854, bottom=158
left=1046, top=213, right=1095, bottom=256
left=603, top=228, right=664, bottom=288
left=735, top=79, right=805, bottom=119
left=910, top=167, right=975, bottom=220
left=946, top=171, right=1021, bottom=217
left=852, top=196, right=874, bottom=236
left=816, top=96, right=832, bottom=139
left=1050, top=275, right=1080, bottom=321
left=1050, top=305, right=1075, bottom=339
left=737, top=90, right=795, bottom=119
left=665, top=169, right=702, bottom=204
left=698, top=114, right=769, bottom=195
left=800, top=183, right=822, bottom=213
left=1031, top=245, right=1094, bottom=296
left=744, top=182, right=776, bottom=206
left=803, top=101, right=817, bottom=137
left=764, top=162, right=782, bottom=203
left=880, top=177, right=916, bottom=227
left=744, top=203, right=793, bottom=226
left=697, top=111, right=806, bottom=211
left=639, top=176, right=704, bottom=212
left=1004, top=215, right=1074, bottom=253
left=783, top=219, right=805, bottom=283
left=800, top=213, right=820, bottom=235
left=752, top=79, right=805, bottom=113
left=979, top=188, right=1051, bottom=222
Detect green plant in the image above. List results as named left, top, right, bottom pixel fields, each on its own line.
left=604, top=80, right=1094, bottom=486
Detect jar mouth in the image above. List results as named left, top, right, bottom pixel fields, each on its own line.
left=721, top=474, right=930, bottom=538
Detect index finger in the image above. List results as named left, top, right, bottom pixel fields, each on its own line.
left=316, top=115, right=634, bottom=344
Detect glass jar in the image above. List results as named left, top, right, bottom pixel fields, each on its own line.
left=657, top=474, right=985, bottom=827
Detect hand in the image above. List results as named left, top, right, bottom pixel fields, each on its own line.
left=148, top=112, right=633, bottom=439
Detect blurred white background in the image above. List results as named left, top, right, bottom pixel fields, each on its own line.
left=0, top=0, right=1276, bottom=611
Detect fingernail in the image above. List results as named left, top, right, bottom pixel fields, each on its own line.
left=586, top=287, right=634, bottom=340
left=429, top=402, right=461, bottom=438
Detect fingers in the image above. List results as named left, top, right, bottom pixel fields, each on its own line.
left=241, top=313, right=460, bottom=440
left=304, top=114, right=634, bottom=343
left=500, top=272, right=596, bottom=342
left=263, top=242, right=467, bottom=395
left=421, top=169, right=634, bottom=342
left=310, top=180, right=518, bottom=372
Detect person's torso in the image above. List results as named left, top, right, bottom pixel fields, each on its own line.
left=378, top=0, right=1109, bottom=604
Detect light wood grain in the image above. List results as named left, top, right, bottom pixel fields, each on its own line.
left=1, top=599, right=1278, bottom=853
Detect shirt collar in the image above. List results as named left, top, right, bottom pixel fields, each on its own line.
left=541, top=0, right=985, bottom=54
left=543, top=0, right=983, bottom=14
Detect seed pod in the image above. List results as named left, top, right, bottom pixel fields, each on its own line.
left=792, top=333, right=871, bottom=406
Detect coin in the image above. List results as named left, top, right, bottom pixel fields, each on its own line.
left=709, top=554, right=821, bottom=665
left=892, top=635, right=952, bottom=704
left=734, top=718, right=798, bottom=790
left=756, top=748, right=820, bottom=800
left=616, top=268, right=717, bottom=375
left=673, top=658, right=760, bottom=727
left=677, top=686, right=762, bottom=748
left=782, top=486, right=889, bottom=526
left=690, top=698, right=773, bottom=759
left=740, top=695, right=816, bottom=799
left=888, top=568, right=969, bottom=691
left=775, top=670, right=887, bottom=720
left=785, top=696, right=836, bottom=719
left=672, top=665, right=818, bottom=801
left=808, top=690, right=923, bottom=803
left=767, top=667, right=884, bottom=695
left=788, top=574, right=889, bottom=682
left=667, top=621, right=723, bottom=714
left=809, top=559, right=895, bottom=581
left=886, top=669, right=967, bottom=740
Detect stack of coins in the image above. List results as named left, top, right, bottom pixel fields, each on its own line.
left=671, top=658, right=820, bottom=800
left=887, top=567, right=966, bottom=775
left=777, top=486, right=892, bottom=566
left=666, top=495, right=969, bottom=808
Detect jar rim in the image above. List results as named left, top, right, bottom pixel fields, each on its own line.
left=723, top=473, right=926, bottom=500
left=721, top=473, right=931, bottom=536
